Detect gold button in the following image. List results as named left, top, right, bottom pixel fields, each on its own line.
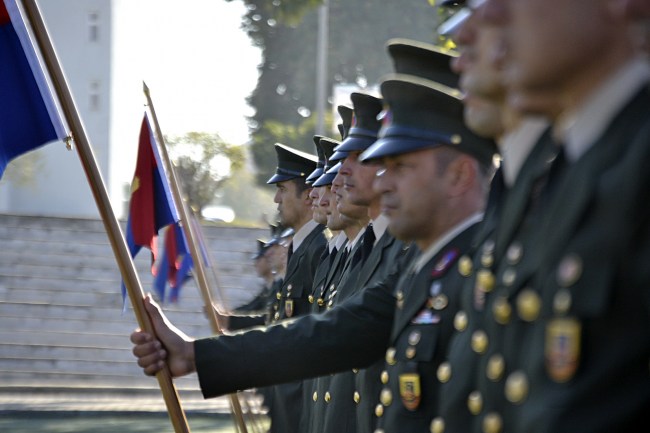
left=354, top=391, right=360, bottom=403
left=501, top=268, right=516, bottom=286
left=471, top=330, right=488, bottom=354
left=276, top=292, right=282, bottom=300
left=430, top=417, right=445, bottom=433
left=553, top=289, right=572, bottom=315
left=397, top=291, right=404, bottom=301
left=408, top=330, right=422, bottom=345
left=451, top=134, right=462, bottom=145
left=467, top=390, right=483, bottom=415
left=556, top=253, right=582, bottom=287
left=486, top=354, right=505, bottom=382
left=506, top=242, right=523, bottom=265
left=380, top=388, right=392, bottom=406
left=353, top=368, right=359, bottom=374
left=385, top=348, right=396, bottom=365
left=505, top=370, right=529, bottom=404
left=517, top=288, right=541, bottom=322
left=476, top=270, right=495, bottom=292
left=481, top=253, right=494, bottom=268
left=324, top=391, right=331, bottom=402
left=308, top=295, right=314, bottom=304
left=430, top=294, right=449, bottom=310
left=458, top=255, right=473, bottom=276
left=380, top=370, right=389, bottom=384
left=406, top=347, right=416, bottom=359
left=454, top=311, right=468, bottom=331
left=317, top=298, right=324, bottom=307
left=287, top=284, right=293, bottom=291
left=492, top=296, right=512, bottom=325
left=437, top=362, right=452, bottom=383
left=273, top=312, right=280, bottom=321
left=312, top=391, right=318, bottom=401
left=483, top=239, right=495, bottom=253
left=482, top=412, right=503, bottom=433
left=375, top=404, right=384, bottom=417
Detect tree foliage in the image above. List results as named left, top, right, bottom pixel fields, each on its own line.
left=229, top=0, right=447, bottom=186
left=166, top=132, right=245, bottom=214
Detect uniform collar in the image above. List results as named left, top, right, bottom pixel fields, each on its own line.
left=500, top=117, right=549, bottom=187
left=554, top=57, right=650, bottom=163
left=346, top=226, right=366, bottom=251
left=291, top=219, right=319, bottom=252
left=412, top=212, right=483, bottom=273
left=371, top=213, right=390, bottom=245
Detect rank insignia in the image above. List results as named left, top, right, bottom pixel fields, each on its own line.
left=431, top=248, right=460, bottom=278
left=284, top=299, right=294, bottom=318
left=545, top=316, right=581, bottom=382
left=399, top=373, right=421, bottom=411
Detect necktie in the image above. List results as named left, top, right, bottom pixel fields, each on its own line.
left=287, top=242, right=293, bottom=265
left=360, top=223, right=376, bottom=264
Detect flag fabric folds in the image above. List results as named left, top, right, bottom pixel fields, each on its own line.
left=123, top=114, right=178, bottom=301
left=154, top=222, right=193, bottom=303
left=0, top=0, right=66, bottom=179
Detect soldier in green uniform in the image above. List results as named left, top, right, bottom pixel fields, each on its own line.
left=439, top=1, right=650, bottom=432
left=129, top=75, right=497, bottom=433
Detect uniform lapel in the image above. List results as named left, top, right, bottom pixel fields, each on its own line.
left=356, top=231, right=395, bottom=288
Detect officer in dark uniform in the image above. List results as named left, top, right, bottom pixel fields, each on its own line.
left=437, top=1, right=650, bottom=433
left=129, top=75, right=497, bottom=433
left=264, top=142, right=327, bottom=433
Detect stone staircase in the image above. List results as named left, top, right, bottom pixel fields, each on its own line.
left=0, top=214, right=268, bottom=414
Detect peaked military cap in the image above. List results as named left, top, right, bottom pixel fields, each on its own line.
left=263, top=223, right=292, bottom=247
left=312, top=136, right=342, bottom=187
left=330, top=93, right=383, bottom=162
left=267, top=143, right=318, bottom=184
left=251, top=239, right=269, bottom=260
left=360, top=74, right=497, bottom=166
left=386, top=38, right=459, bottom=89
left=337, top=105, right=354, bottom=140
left=306, top=135, right=326, bottom=183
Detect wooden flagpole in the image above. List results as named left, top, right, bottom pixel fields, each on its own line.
left=19, top=1, right=191, bottom=432
left=143, top=83, right=249, bottom=433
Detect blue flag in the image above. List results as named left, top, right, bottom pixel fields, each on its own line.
left=0, top=0, right=65, bottom=178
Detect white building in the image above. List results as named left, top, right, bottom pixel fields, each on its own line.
left=0, top=0, right=117, bottom=218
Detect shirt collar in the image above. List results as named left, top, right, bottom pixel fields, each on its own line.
left=332, top=231, right=347, bottom=251
left=291, top=219, right=319, bottom=252
left=500, top=117, right=549, bottom=187
left=412, top=212, right=483, bottom=274
left=346, top=226, right=366, bottom=251
left=371, top=214, right=390, bottom=245
left=555, top=57, right=650, bottom=163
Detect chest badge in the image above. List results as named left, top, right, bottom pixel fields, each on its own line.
left=399, top=373, right=421, bottom=411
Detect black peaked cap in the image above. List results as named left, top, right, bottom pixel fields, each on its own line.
left=337, top=105, right=354, bottom=140
left=386, top=38, right=459, bottom=89
left=312, top=136, right=342, bottom=187
left=331, top=93, right=383, bottom=161
left=267, top=143, right=318, bottom=184
left=360, top=74, right=497, bottom=166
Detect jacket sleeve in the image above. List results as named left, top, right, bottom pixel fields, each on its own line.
left=194, top=270, right=400, bottom=398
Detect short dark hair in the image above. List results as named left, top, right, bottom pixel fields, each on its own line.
left=292, top=178, right=312, bottom=197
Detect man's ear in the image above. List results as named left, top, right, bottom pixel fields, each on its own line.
left=303, top=187, right=314, bottom=204
left=446, top=155, right=477, bottom=198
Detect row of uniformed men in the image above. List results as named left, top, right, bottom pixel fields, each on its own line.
left=131, top=1, right=650, bottom=433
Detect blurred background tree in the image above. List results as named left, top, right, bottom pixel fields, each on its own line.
left=225, top=0, right=449, bottom=185
left=166, top=132, right=245, bottom=216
